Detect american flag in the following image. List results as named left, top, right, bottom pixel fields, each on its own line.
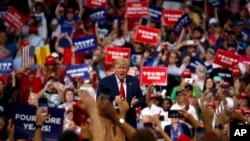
left=22, top=44, right=34, bottom=67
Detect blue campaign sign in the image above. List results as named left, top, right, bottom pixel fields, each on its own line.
left=173, top=13, right=192, bottom=35
left=13, top=105, right=64, bottom=141
left=0, top=57, right=13, bottom=75
left=208, top=0, right=223, bottom=7
left=90, top=7, right=106, bottom=23
left=66, top=63, right=90, bottom=80
left=73, top=34, right=97, bottom=54
left=0, top=6, right=8, bottom=23
left=187, top=57, right=212, bottom=74
left=148, top=5, right=163, bottom=23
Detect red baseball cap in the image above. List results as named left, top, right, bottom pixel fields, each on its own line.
left=237, top=92, right=248, bottom=99
left=177, top=134, right=192, bottom=141
left=135, top=107, right=141, bottom=113
left=67, top=8, right=75, bottom=13
left=150, top=93, right=161, bottom=99
left=45, top=55, right=56, bottom=65
left=20, top=39, right=29, bottom=47
left=232, top=68, right=241, bottom=77
left=28, top=12, right=35, bottom=18
left=181, top=69, right=191, bottom=78
left=243, top=109, right=250, bottom=115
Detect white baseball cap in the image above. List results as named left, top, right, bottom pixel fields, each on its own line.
left=51, top=52, right=59, bottom=58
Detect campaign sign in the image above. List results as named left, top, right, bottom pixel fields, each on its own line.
left=173, top=13, right=192, bottom=35
left=90, top=7, right=106, bottom=23
left=73, top=34, right=97, bottom=54
left=162, top=10, right=183, bottom=26
left=66, top=63, right=90, bottom=80
left=140, top=67, right=167, bottom=86
left=86, top=0, right=107, bottom=8
left=105, top=46, right=131, bottom=64
left=208, top=0, right=221, bottom=7
left=126, top=1, right=149, bottom=17
left=214, top=49, right=241, bottom=68
left=240, top=56, right=250, bottom=65
left=3, top=7, right=27, bottom=30
left=134, top=25, right=160, bottom=46
left=14, top=105, right=64, bottom=141
left=0, top=6, right=9, bottom=23
left=187, top=57, right=205, bottom=72
left=0, top=58, right=13, bottom=75
left=148, top=5, right=163, bottom=22
left=230, top=124, right=250, bottom=140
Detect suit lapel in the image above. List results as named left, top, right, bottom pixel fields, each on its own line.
left=111, top=74, right=119, bottom=96
left=126, top=76, right=132, bottom=102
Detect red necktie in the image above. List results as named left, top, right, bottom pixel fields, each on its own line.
left=120, top=79, right=125, bottom=99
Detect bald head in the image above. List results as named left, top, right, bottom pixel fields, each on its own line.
left=27, top=93, right=38, bottom=105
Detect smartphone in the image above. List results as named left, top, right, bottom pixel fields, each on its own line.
left=168, top=110, right=183, bottom=118
left=103, top=94, right=110, bottom=101
left=196, top=127, right=206, bottom=141
left=115, top=106, right=120, bottom=114
left=213, top=76, right=221, bottom=82
left=38, top=98, right=48, bottom=116
left=159, top=115, right=164, bottom=121
left=185, top=78, right=194, bottom=84
left=143, top=122, right=153, bottom=129
left=209, top=88, right=217, bottom=93
left=186, top=40, right=194, bottom=45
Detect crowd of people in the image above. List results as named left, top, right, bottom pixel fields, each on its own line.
left=1, top=0, right=250, bottom=141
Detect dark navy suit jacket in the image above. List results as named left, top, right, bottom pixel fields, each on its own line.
left=97, top=74, right=144, bottom=128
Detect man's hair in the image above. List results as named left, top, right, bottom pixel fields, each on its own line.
left=58, top=130, right=79, bottom=141
left=114, top=58, right=130, bottom=67
left=131, top=128, right=157, bottom=141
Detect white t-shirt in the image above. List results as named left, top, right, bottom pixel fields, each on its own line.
left=170, top=103, right=199, bottom=121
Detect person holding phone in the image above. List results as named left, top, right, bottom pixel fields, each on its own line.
left=170, top=90, right=198, bottom=121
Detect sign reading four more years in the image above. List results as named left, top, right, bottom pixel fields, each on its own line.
left=14, top=105, right=64, bottom=141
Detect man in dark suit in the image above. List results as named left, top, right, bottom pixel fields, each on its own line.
left=97, top=58, right=144, bottom=128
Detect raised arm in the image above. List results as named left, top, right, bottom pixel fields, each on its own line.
left=55, top=33, right=65, bottom=54
left=76, top=0, right=83, bottom=18
left=55, top=3, right=61, bottom=20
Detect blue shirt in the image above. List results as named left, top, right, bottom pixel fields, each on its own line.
left=6, top=43, right=17, bottom=58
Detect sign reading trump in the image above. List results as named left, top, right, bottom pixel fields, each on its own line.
left=105, top=46, right=131, bottom=64
left=73, top=34, right=97, bottom=54
left=14, top=105, right=64, bottom=141
left=0, top=58, right=13, bottom=75
left=214, top=49, right=241, bottom=69
left=134, top=25, right=160, bottom=46
left=86, top=0, right=107, bottom=8
left=140, top=67, right=167, bottom=86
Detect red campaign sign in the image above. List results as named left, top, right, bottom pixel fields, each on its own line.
left=140, top=67, right=167, bottom=86
left=240, top=56, right=250, bottom=65
left=162, top=10, right=183, bottom=26
left=126, top=1, right=149, bottom=17
left=105, top=46, right=131, bottom=64
left=3, top=7, right=27, bottom=30
left=134, top=25, right=160, bottom=46
left=214, top=49, right=241, bottom=68
left=86, top=0, right=107, bottom=8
